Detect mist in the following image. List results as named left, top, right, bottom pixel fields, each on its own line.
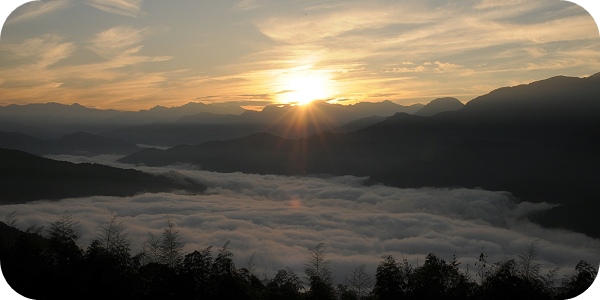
left=1, top=155, right=598, bottom=282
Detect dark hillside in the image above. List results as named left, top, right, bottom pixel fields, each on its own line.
left=0, top=149, right=206, bottom=204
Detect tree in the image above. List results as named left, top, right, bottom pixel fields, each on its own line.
left=179, top=246, right=214, bottom=299
left=305, top=243, right=335, bottom=300
left=44, top=211, right=84, bottom=297
left=409, top=253, right=475, bottom=299
left=4, top=210, right=17, bottom=227
left=160, top=216, right=184, bottom=268
left=336, top=283, right=359, bottom=300
left=46, top=210, right=82, bottom=267
left=97, top=214, right=132, bottom=268
left=140, top=231, right=162, bottom=265
left=83, top=239, right=136, bottom=299
left=211, top=241, right=261, bottom=300
left=517, top=241, right=541, bottom=282
left=480, top=258, right=552, bottom=300
left=266, top=267, right=303, bottom=300
left=47, top=210, right=80, bottom=247
left=475, top=250, right=488, bottom=285
left=213, top=241, right=235, bottom=276
left=347, top=264, right=374, bottom=298
left=140, top=217, right=184, bottom=267
left=559, top=260, right=598, bottom=299
left=374, top=255, right=404, bottom=300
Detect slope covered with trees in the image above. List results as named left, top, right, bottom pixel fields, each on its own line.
left=0, top=149, right=206, bottom=204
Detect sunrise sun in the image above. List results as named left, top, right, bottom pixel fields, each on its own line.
left=276, top=68, right=334, bottom=105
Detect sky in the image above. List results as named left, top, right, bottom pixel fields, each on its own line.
left=0, top=154, right=598, bottom=283
left=0, top=0, right=599, bottom=111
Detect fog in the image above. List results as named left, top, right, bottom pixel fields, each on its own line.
left=1, top=155, right=598, bottom=282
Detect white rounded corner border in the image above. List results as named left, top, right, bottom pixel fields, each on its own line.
left=0, top=0, right=599, bottom=299
left=1, top=0, right=38, bottom=39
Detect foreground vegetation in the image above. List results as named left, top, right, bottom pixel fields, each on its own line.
left=0, top=212, right=596, bottom=299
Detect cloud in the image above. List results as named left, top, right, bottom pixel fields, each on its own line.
left=87, top=0, right=145, bottom=18
left=87, top=26, right=147, bottom=59
left=6, top=0, right=71, bottom=24
left=0, top=156, right=598, bottom=281
left=474, top=0, right=526, bottom=10
left=0, top=33, right=75, bottom=67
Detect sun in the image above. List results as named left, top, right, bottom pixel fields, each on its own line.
left=276, top=69, right=334, bottom=105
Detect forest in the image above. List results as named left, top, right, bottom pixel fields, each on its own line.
left=0, top=212, right=595, bottom=300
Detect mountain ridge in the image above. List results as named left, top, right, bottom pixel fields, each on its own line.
left=0, top=148, right=207, bottom=204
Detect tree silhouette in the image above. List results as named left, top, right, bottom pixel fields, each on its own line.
left=160, top=216, right=184, bottom=268
left=409, top=253, right=476, bottom=299
left=44, top=211, right=84, bottom=297
left=179, top=246, right=214, bottom=298
left=97, top=214, right=132, bottom=268
left=1, top=216, right=598, bottom=299
left=140, top=231, right=162, bottom=265
left=305, top=242, right=335, bottom=300
left=559, top=260, right=598, bottom=299
left=266, top=267, right=304, bottom=300
left=4, top=211, right=17, bottom=228
left=374, top=255, right=406, bottom=300
left=346, top=264, right=374, bottom=298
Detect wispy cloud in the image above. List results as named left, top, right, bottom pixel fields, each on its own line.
left=0, top=26, right=176, bottom=109
left=0, top=34, right=75, bottom=67
left=6, top=0, right=71, bottom=24
left=87, top=26, right=147, bottom=59
left=87, top=0, right=145, bottom=18
left=474, top=0, right=526, bottom=10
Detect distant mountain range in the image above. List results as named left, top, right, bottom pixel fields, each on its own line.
left=119, top=73, right=600, bottom=238
left=107, top=100, right=425, bottom=146
left=0, top=131, right=140, bottom=156
left=0, top=149, right=206, bottom=204
left=0, top=102, right=245, bottom=138
left=0, top=100, right=426, bottom=146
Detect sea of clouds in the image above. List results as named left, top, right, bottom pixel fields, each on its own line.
left=1, top=154, right=599, bottom=283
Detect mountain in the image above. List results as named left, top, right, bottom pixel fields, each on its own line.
left=106, top=102, right=246, bottom=125
left=0, top=132, right=45, bottom=155
left=120, top=73, right=600, bottom=175
left=0, top=131, right=141, bottom=156
left=369, top=137, right=600, bottom=238
left=0, top=102, right=121, bottom=123
left=333, top=115, right=387, bottom=133
left=0, top=102, right=246, bottom=138
left=0, top=100, right=423, bottom=146
left=49, top=132, right=141, bottom=156
left=414, top=97, right=464, bottom=116
left=118, top=73, right=600, bottom=236
left=0, top=148, right=206, bottom=204
left=111, top=100, right=425, bottom=146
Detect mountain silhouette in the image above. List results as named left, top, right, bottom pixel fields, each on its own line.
left=109, top=100, right=424, bottom=146
left=0, top=102, right=246, bottom=138
left=0, top=131, right=141, bottom=156
left=414, top=97, right=464, bottom=116
left=119, top=72, right=600, bottom=237
left=0, top=149, right=206, bottom=204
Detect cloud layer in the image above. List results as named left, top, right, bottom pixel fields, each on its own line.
left=1, top=156, right=598, bottom=282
